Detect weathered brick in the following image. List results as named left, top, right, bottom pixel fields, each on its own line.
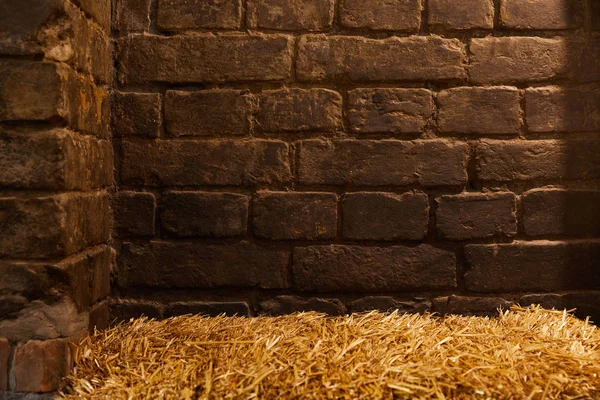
left=475, top=140, right=600, bottom=182
left=166, top=301, right=250, bottom=317
left=78, top=17, right=111, bottom=83
left=569, top=38, right=600, bottom=82
left=347, top=89, right=434, bottom=134
left=436, top=192, right=517, bottom=240
left=119, top=34, right=293, bottom=84
left=258, top=89, right=342, bottom=132
left=297, top=36, right=466, bottom=82
left=428, top=0, right=494, bottom=30
left=122, top=139, right=291, bottom=186
left=339, top=0, right=421, bottom=31
left=165, top=90, right=256, bottom=137
left=500, top=0, right=582, bottom=29
left=114, top=0, right=151, bottom=32
left=89, top=246, right=112, bottom=304
left=74, top=0, right=111, bottom=31
left=252, top=192, right=337, bottom=240
left=438, top=87, right=522, bottom=134
left=14, top=339, right=72, bottom=392
left=522, top=189, right=600, bottom=237
left=432, top=295, right=512, bottom=317
left=342, top=192, right=429, bottom=240
left=0, top=338, right=9, bottom=391
left=89, top=302, right=110, bottom=332
left=519, top=293, right=565, bottom=310
left=112, top=92, right=162, bottom=138
left=161, top=192, right=248, bottom=237
left=113, top=192, right=156, bottom=237
left=348, top=297, right=431, bottom=313
left=0, top=0, right=61, bottom=54
left=120, top=241, right=289, bottom=289
left=66, top=73, right=110, bottom=138
left=293, top=245, right=456, bottom=291
left=469, top=37, right=567, bottom=84
left=158, top=0, right=241, bottom=30
left=110, top=299, right=164, bottom=320
left=465, top=241, right=600, bottom=292
left=298, top=140, right=467, bottom=187
left=260, top=296, right=345, bottom=316
left=593, top=2, right=600, bottom=30
left=525, top=86, right=600, bottom=133
left=247, top=0, right=334, bottom=31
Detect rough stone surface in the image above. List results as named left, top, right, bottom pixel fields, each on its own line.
left=89, top=247, right=112, bottom=304
left=247, top=0, right=334, bottom=31
left=293, top=245, right=456, bottom=292
left=158, top=0, right=242, bottom=30
left=260, top=296, right=345, bottom=316
left=166, top=301, right=250, bottom=317
left=500, top=0, right=582, bottom=29
left=109, top=299, right=164, bottom=321
left=14, top=339, right=72, bottom=392
left=593, top=2, right=600, bottom=30
left=428, top=0, right=494, bottom=29
left=112, top=192, right=156, bottom=236
left=432, top=295, right=513, bottom=317
left=114, top=0, right=151, bottom=32
left=89, top=302, right=110, bottom=333
left=0, top=339, right=8, bottom=391
left=339, top=0, right=422, bottom=31
left=112, top=92, right=162, bottom=138
left=342, top=192, right=429, bottom=241
left=347, top=297, right=431, bottom=313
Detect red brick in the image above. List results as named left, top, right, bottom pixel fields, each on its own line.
left=435, top=192, right=517, bottom=240
left=465, top=241, right=600, bottom=292
left=339, top=0, right=421, bottom=31
left=0, top=338, right=9, bottom=391
left=438, top=87, right=522, bottom=134
left=113, top=192, right=156, bottom=236
left=158, top=0, right=242, bottom=30
left=161, top=192, right=248, bottom=238
left=165, top=90, right=256, bottom=137
left=112, top=92, right=162, bottom=138
left=260, top=296, right=345, bottom=316
left=122, top=139, right=291, bottom=186
left=432, top=295, right=512, bottom=317
left=120, top=241, right=289, bottom=289
left=293, top=245, right=456, bottom=291
left=499, top=0, right=582, bottom=29
left=252, top=192, right=337, bottom=240
left=298, top=139, right=468, bottom=187
left=114, top=0, right=151, bottom=32
left=347, top=89, right=434, bottom=134
left=258, top=89, right=342, bottom=132
left=248, top=0, right=334, bottom=31
left=297, top=36, right=466, bottom=82
left=119, top=34, right=293, bottom=84
left=342, top=192, right=429, bottom=240
left=166, top=301, right=250, bottom=317
left=89, top=246, right=112, bottom=304
left=428, top=0, right=494, bottom=30
left=14, top=339, right=72, bottom=392
left=347, top=297, right=431, bottom=313
left=522, top=189, right=600, bottom=237
left=569, top=38, right=600, bottom=82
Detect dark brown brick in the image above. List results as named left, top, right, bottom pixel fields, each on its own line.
left=247, top=0, right=334, bottom=31
left=293, top=245, right=456, bottom=292
left=519, top=293, right=565, bottom=310
left=252, top=192, right=337, bottom=240
left=297, top=36, right=466, bottom=82
left=14, top=339, right=72, bottom=392
left=432, top=295, right=512, bottom=317
left=593, top=2, right=600, bottom=30
left=165, top=90, right=256, bottom=137
left=114, top=0, right=151, bottom=32
left=89, top=246, right=112, bottom=304
left=428, top=0, right=494, bottom=29
left=66, top=73, right=111, bottom=138
left=119, top=34, right=293, bottom=84
left=342, top=192, right=429, bottom=241
left=522, top=189, right=600, bottom=237
left=161, top=192, right=248, bottom=238
left=436, top=192, right=517, bottom=240
left=569, top=38, right=600, bottom=82
left=500, top=0, right=582, bottom=29
left=120, top=241, right=289, bottom=289
left=348, top=296, right=431, bottom=313
left=121, top=139, right=291, bottom=186
left=113, top=192, right=156, bottom=236
left=166, top=301, right=250, bottom=317
left=347, top=89, right=434, bottom=134
left=465, top=241, right=600, bottom=292
left=110, top=299, right=164, bottom=320
left=0, top=338, right=9, bottom=391
left=74, top=0, right=111, bottom=31
left=260, top=296, right=345, bottom=316
left=298, top=140, right=467, bottom=187
left=158, top=0, right=242, bottom=30
left=339, top=0, right=421, bottom=31
left=438, top=87, right=522, bottom=134
left=258, top=89, right=342, bottom=132
left=525, top=86, right=600, bottom=133
left=89, top=302, right=110, bottom=333
left=112, top=92, right=162, bottom=138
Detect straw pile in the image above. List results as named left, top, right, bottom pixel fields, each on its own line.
left=62, top=306, right=600, bottom=399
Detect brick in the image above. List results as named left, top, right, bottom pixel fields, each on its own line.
left=342, top=192, right=429, bottom=241
left=114, top=0, right=151, bottom=32
left=522, top=189, right=600, bottom=237
left=298, top=140, right=467, bottom=187
left=119, top=34, right=293, bottom=84
left=258, top=89, right=342, bottom=132
left=252, top=192, right=337, bottom=240
left=297, top=36, right=466, bottom=82
left=158, top=0, right=241, bottom=30
left=0, top=338, right=8, bottom=391
left=432, top=295, right=512, bottom=317
left=438, top=87, right=522, bottom=134
left=525, top=86, right=600, bottom=133
left=569, top=38, right=600, bottom=82
left=519, top=294, right=565, bottom=310
left=436, top=192, right=517, bottom=240
left=166, top=301, right=250, bottom=317
left=593, top=2, right=600, bottom=30
left=110, top=299, right=164, bottom=320
left=121, top=139, right=291, bottom=186
left=89, top=246, right=112, bottom=304
left=113, top=192, right=156, bottom=236
left=247, top=0, right=333, bottom=31
left=347, top=297, right=431, bottom=313
left=293, top=245, right=456, bottom=291
left=14, top=339, right=72, bottom=392
left=260, top=296, right=345, bottom=316
left=347, top=89, right=434, bottom=134
left=165, top=90, right=256, bottom=137
left=469, top=37, right=567, bottom=84
left=428, top=0, right=494, bottom=30
left=77, top=17, right=111, bottom=83
left=465, top=241, right=600, bottom=292
left=120, top=241, right=289, bottom=289
left=475, top=140, right=600, bottom=182
left=339, top=0, right=421, bottom=31
left=74, top=0, right=111, bottom=31
left=66, top=73, right=111, bottom=138
left=161, top=192, right=248, bottom=237
left=521, top=292, right=600, bottom=323
left=89, top=302, right=110, bottom=332
left=500, top=0, right=582, bottom=29
left=112, top=92, right=162, bottom=138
